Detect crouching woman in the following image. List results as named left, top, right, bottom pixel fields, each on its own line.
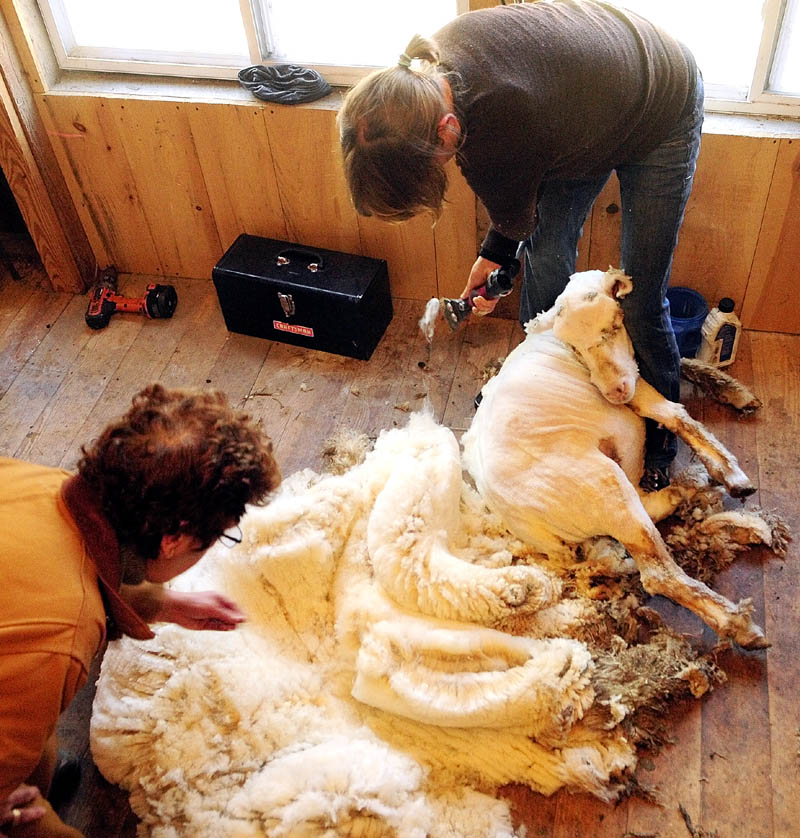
left=0, top=384, right=281, bottom=837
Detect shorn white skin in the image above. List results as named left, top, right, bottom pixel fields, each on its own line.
left=463, top=268, right=766, bottom=649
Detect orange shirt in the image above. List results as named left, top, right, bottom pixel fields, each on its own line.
left=0, top=458, right=153, bottom=799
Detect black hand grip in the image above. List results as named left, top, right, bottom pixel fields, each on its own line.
left=275, top=248, right=325, bottom=271
left=469, top=258, right=520, bottom=302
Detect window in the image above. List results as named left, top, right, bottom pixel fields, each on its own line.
left=608, top=0, right=800, bottom=116
left=35, top=0, right=800, bottom=115
left=37, top=0, right=468, bottom=86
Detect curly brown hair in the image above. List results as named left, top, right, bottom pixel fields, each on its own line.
left=78, top=384, right=281, bottom=558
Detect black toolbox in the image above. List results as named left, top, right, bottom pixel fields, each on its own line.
left=212, top=234, right=392, bottom=360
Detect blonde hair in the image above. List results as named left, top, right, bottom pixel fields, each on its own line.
left=338, top=35, right=451, bottom=222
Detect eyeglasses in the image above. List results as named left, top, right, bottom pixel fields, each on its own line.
left=218, top=525, right=243, bottom=548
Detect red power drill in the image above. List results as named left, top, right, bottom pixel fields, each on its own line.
left=85, top=266, right=178, bottom=330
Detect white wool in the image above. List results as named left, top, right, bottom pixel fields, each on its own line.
left=92, top=413, right=638, bottom=837
left=366, top=418, right=561, bottom=623
left=352, top=615, right=593, bottom=733
left=227, top=738, right=432, bottom=838
left=419, top=297, right=441, bottom=344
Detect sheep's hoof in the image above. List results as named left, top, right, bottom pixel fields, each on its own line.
left=728, top=481, right=757, bottom=499
left=735, top=625, right=770, bottom=650
left=720, top=464, right=756, bottom=498
left=724, top=598, right=769, bottom=649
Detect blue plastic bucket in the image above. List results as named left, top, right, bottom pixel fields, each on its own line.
left=667, top=286, right=708, bottom=358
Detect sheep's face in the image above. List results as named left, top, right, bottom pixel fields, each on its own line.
left=551, top=270, right=639, bottom=404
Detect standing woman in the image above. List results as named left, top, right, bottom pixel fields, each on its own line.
left=338, top=0, right=703, bottom=490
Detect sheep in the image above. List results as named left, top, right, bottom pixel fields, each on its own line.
left=462, top=268, right=767, bottom=649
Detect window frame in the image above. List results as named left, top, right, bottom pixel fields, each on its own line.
left=33, top=0, right=800, bottom=115
left=36, top=0, right=471, bottom=87
left=695, top=0, right=799, bottom=117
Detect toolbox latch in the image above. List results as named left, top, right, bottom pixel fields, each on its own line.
left=277, top=292, right=295, bottom=317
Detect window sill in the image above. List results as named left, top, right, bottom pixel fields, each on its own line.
left=43, top=70, right=346, bottom=111
left=704, top=111, right=800, bottom=139
left=43, top=71, right=800, bottom=132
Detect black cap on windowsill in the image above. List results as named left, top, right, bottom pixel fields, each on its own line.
left=238, top=64, right=332, bottom=105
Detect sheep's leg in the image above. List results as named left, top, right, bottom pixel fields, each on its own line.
left=628, top=378, right=755, bottom=497
left=477, top=440, right=766, bottom=648
left=626, top=518, right=767, bottom=649
left=562, top=460, right=767, bottom=649
left=637, top=483, right=696, bottom=523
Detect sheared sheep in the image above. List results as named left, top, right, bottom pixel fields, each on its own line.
left=463, top=268, right=766, bottom=649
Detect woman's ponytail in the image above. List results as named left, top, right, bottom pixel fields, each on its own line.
left=339, top=34, right=450, bottom=221
left=399, top=34, right=440, bottom=67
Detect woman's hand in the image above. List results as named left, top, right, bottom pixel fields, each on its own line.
left=1, top=784, right=45, bottom=836
left=158, top=590, right=246, bottom=631
left=460, top=256, right=501, bottom=315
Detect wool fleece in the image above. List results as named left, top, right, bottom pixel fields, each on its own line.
left=91, top=412, right=772, bottom=837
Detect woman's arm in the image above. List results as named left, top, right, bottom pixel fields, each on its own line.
left=120, top=582, right=245, bottom=631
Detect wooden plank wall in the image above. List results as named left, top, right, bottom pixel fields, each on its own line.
left=38, top=92, right=476, bottom=303
left=586, top=132, right=792, bottom=331
left=36, top=88, right=800, bottom=332
left=742, top=138, right=800, bottom=333
left=1, top=0, right=798, bottom=324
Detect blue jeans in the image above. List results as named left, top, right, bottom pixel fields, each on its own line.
left=519, top=78, right=705, bottom=467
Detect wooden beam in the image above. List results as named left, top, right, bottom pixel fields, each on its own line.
left=0, top=4, right=95, bottom=291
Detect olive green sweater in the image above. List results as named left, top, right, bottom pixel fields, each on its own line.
left=435, top=0, right=698, bottom=259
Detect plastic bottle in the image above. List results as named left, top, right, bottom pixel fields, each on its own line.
left=696, top=297, right=741, bottom=368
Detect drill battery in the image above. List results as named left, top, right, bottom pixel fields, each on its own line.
left=85, top=267, right=178, bottom=330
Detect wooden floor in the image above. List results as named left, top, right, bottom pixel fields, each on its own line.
left=2, top=265, right=798, bottom=838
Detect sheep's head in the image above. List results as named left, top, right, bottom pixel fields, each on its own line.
left=551, top=268, right=638, bottom=404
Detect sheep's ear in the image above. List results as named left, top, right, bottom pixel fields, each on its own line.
left=604, top=267, right=633, bottom=299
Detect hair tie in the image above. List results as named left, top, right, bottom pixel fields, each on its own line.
left=397, top=53, right=412, bottom=69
